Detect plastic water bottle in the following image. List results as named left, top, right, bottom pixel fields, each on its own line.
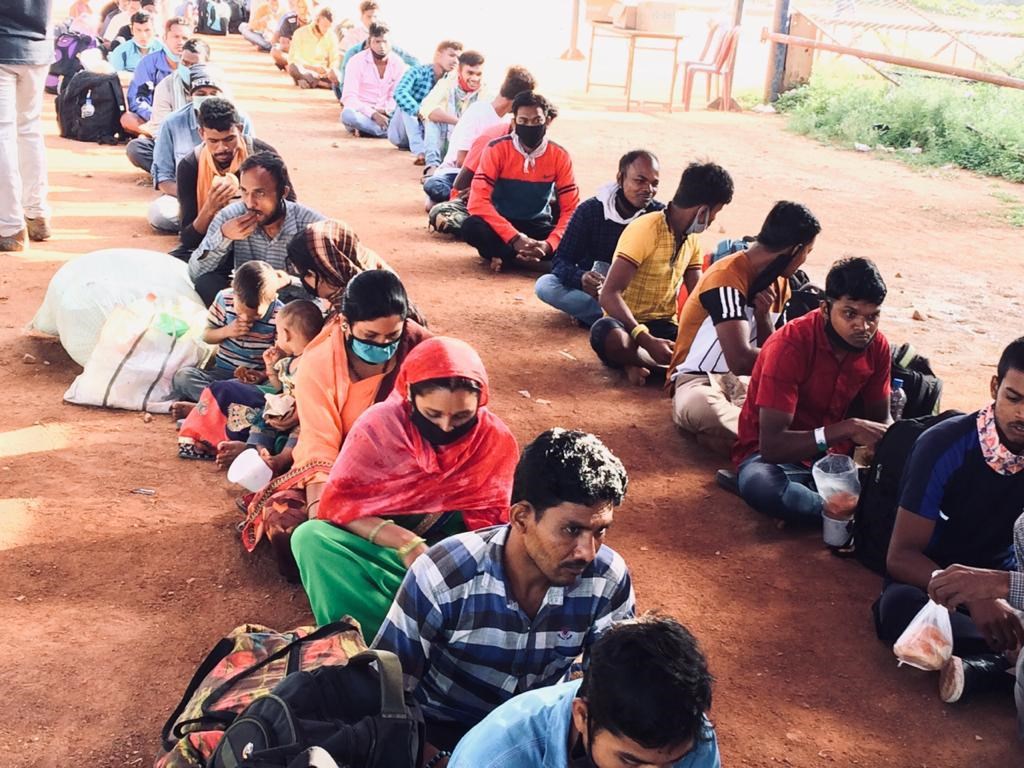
left=891, top=378, right=907, bottom=421
left=80, top=90, right=95, bottom=119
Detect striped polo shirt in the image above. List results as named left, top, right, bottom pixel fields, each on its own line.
left=207, top=289, right=282, bottom=372
left=372, top=524, right=635, bottom=727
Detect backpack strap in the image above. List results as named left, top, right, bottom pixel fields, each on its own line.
left=160, top=635, right=237, bottom=750
left=346, top=650, right=409, bottom=719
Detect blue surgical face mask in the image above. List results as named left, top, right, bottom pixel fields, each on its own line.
left=687, top=206, right=710, bottom=235
left=166, top=50, right=180, bottom=64
left=349, top=336, right=400, bottom=365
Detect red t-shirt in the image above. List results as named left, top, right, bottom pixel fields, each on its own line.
left=732, top=311, right=892, bottom=467
left=463, top=120, right=512, bottom=174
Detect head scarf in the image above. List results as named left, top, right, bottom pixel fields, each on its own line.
left=303, top=219, right=390, bottom=304
left=318, top=337, right=519, bottom=530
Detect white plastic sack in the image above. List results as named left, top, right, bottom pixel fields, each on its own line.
left=892, top=599, right=954, bottom=671
left=63, top=295, right=208, bottom=413
left=29, top=248, right=202, bottom=366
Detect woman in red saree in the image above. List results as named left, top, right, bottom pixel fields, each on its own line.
left=289, top=336, right=519, bottom=641
left=239, top=222, right=430, bottom=577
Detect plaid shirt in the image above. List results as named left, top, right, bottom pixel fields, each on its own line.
left=371, top=524, right=635, bottom=726
left=1011, top=514, right=1024, bottom=610
left=393, top=63, right=438, bottom=116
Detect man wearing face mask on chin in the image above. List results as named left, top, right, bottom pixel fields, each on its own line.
left=591, top=161, right=734, bottom=387
left=340, top=21, right=407, bottom=138
left=462, top=91, right=579, bottom=274
left=733, top=257, right=892, bottom=525
left=189, top=151, right=325, bottom=306
left=120, top=15, right=191, bottom=138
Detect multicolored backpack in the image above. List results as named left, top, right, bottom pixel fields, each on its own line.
left=155, top=620, right=366, bottom=768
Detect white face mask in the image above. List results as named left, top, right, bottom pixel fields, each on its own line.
left=191, top=95, right=212, bottom=114
left=686, top=206, right=710, bottom=235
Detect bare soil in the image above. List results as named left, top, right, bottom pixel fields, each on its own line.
left=2, top=35, right=1023, bottom=768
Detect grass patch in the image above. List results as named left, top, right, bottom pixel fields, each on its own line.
left=775, top=74, right=1024, bottom=182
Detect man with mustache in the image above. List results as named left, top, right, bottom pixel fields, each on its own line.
left=372, top=429, right=635, bottom=766
left=732, top=256, right=892, bottom=523
left=879, top=337, right=1024, bottom=706
left=340, top=21, right=406, bottom=138
left=188, top=151, right=324, bottom=306
left=534, top=150, right=664, bottom=329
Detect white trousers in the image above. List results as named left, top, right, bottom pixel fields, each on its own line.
left=0, top=63, right=50, bottom=237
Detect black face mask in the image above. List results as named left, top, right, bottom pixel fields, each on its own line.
left=823, top=304, right=869, bottom=353
left=411, top=408, right=478, bottom=446
left=515, top=123, right=546, bottom=149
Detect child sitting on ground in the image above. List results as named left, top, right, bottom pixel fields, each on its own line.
left=217, top=300, right=325, bottom=472
left=170, top=261, right=287, bottom=414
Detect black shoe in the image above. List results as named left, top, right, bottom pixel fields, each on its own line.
left=715, top=468, right=740, bottom=496
left=939, top=654, right=1012, bottom=703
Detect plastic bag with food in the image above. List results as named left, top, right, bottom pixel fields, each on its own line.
left=892, top=599, right=953, bottom=671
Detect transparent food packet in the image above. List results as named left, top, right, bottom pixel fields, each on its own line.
left=892, top=599, right=953, bottom=671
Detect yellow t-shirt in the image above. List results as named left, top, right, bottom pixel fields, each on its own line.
left=614, top=210, right=702, bottom=323
left=287, top=23, right=340, bottom=70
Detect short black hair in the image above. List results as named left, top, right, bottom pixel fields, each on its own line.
left=458, top=49, right=484, bottom=67
left=618, top=149, right=658, bottom=177
left=825, top=257, right=887, bottom=305
left=278, top=300, right=324, bottom=341
left=197, top=97, right=240, bottom=132
left=511, top=90, right=553, bottom=118
left=499, top=65, right=536, bottom=100
left=315, top=6, right=333, bottom=22
left=183, top=37, right=211, bottom=59
left=755, top=201, right=821, bottom=251
left=512, top=429, right=627, bottom=517
left=579, top=615, right=714, bottom=752
left=997, top=336, right=1024, bottom=383
left=671, top=161, right=734, bottom=209
left=410, top=376, right=482, bottom=399
left=232, top=261, right=277, bottom=309
left=130, top=10, right=151, bottom=25
left=239, top=152, right=291, bottom=198
left=164, top=15, right=189, bottom=33
left=341, top=269, right=409, bottom=323
left=368, top=21, right=389, bottom=38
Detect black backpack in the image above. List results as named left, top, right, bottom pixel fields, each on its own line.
left=891, top=342, right=942, bottom=419
left=776, top=269, right=825, bottom=328
left=852, top=410, right=962, bottom=574
left=45, top=28, right=97, bottom=94
left=209, top=650, right=424, bottom=768
left=55, top=70, right=127, bottom=144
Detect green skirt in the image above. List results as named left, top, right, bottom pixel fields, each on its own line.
left=291, top=514, right=465, bottom=643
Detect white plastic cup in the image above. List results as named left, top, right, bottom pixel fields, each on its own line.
left=591, top=260, right=611, bottom=277
left=821, top=511, right=854, bottom=547
left=227, top=448, right=273, bottom=492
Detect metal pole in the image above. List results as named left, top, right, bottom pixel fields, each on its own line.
left=760, top=29, right=1024, bottom=91
left=560, top=0, right=585, bottom=61
left=763, top=0, right=791, bottom=103
left=733, top=0, right=745, bottom=27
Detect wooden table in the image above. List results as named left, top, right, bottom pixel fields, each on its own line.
left=585, top=20, right=687, bottom=112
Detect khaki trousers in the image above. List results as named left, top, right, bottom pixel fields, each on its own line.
left=671, top=372, right=747, bottom=458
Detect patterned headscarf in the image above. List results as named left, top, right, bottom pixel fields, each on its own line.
left=304, top=219, right=389, bottom=306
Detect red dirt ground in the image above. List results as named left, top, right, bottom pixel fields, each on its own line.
left=2, top=35, right=1023, bottom=768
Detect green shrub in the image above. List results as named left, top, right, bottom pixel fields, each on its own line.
left=775, top=74, right=1024, bottom=182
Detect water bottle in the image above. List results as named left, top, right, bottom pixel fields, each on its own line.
left=891, top=377, right=907, bottom=421
left=80, top=90, right=95, bottom=119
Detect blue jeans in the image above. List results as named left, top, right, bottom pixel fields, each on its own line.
left=423, top=170, right=456, bottom=203
left=423, top=120, right=451, bottom=167
left=340, top=107, right=387, bottom=138
left=534, top=274, right=602, bottom=327
left=387, top=110, right=425, bottom=154
left=736, top=452, right=824, bottom=524
left=171, top=365, right=236, bottom=403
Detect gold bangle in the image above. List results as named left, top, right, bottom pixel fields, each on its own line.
left=630, top=323, right=649, bottom=340
left=367, top=519, right=396, bottom=545
left=396, top=536, right=426, bottom=559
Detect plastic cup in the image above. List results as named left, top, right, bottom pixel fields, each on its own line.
left=821, top=511, right=854, bottom=547
left=227, top=448, right=273, bottom=492
left=591, top=261, right=611, bottom=277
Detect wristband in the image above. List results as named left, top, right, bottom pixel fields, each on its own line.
left=425, top=751, right=452, bottom=768
left=814, top=426, right=828, bottom=453
left=630, top=323, right=650, bottom=341
left=367, top=519, right=396, bottom=545
left=396, top=536, right=426, bottom=559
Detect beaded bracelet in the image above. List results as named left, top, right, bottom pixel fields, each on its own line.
left=424, top=750, right=452, bottom=768
left=367, top=519, right=396, bottom=545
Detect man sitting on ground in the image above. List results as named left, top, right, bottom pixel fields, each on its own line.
left=462, top=91, right=578, bottom=274
left=340, top=22, right=406, bottom=137
left=148, top=65, right=252, bottom=232
left=120, top=15, right=191, bottom=137
left=423, top=65, right=535, bottom=204
left=109, top=10, right=162, bottom=77
left=269, top=0, right=311, bottom=71
left=732, top=257, right=891, bottom=523
left=877, top=336, right=1024, bottom=704
left=287, top=6, right=340, bottom=90
left=189, top=151, right=325, bottom=305
left=535, top=150, right=663, bottom=329
left=450, top=615, right=721, bottom=768
left=102, top=0, right=141, bottom=49
left=591, top=161, right=734, bottom=386
left=239, top=0, right=279, bottom=52
left=338, top=0, right=378, bottom=49
left=170, top=98, right=292, bottom=261
left=373, top=428, right=635, bottom=759
left=388, top=39, right=462, bottom=165
left=417, top=49, right=485, bottom=174
left=667, top=201, right=821, bottom=457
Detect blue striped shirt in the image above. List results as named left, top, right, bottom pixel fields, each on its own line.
left=371, top=524, right=635, bottom=726
left=207, top=289, right=281, bottom=371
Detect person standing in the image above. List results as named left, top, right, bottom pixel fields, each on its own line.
left=0, top=0, right=53, bottom=252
